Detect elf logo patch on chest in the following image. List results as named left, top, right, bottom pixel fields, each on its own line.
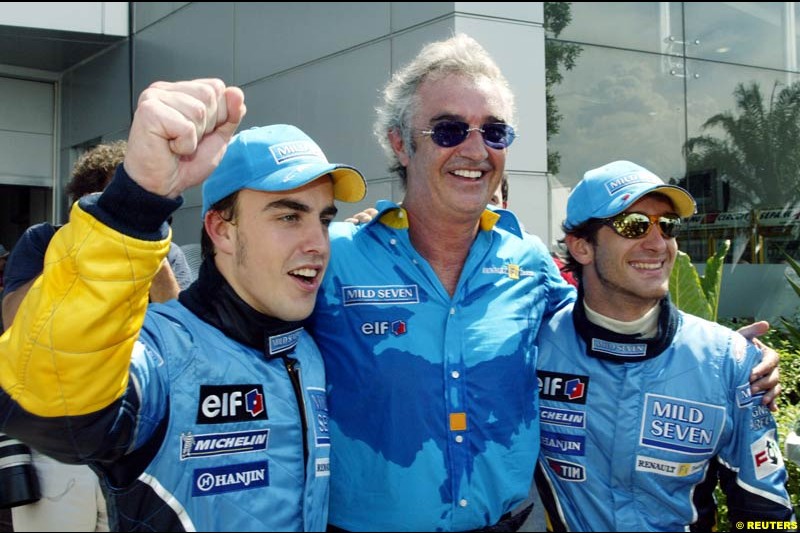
left=538, top=371, right=589, bottom=404
left=197, top=385, right=268, bottom=424
left=640, top=394, right=724, bottom=454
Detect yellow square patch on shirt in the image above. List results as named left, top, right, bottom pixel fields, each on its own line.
left=507, top=264, right=520, bottom=280
left=450, top=412, right=467, bottom=431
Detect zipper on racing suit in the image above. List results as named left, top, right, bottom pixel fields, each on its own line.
left=282, top=356, right=309, bottom=467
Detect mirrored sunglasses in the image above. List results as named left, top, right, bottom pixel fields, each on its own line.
left=419, top=121, right=516, bottom=149
left=603, top=212, right=683, bottom=239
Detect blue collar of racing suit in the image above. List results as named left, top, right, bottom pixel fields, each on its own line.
left=179, top=256, right=305, bottom=359
left=571, top=285, right=679, bottom=363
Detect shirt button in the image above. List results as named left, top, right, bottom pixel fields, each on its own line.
left=451, top=370, right=460, bottom=379
left=455, top=435, right=464, bottom=443
left=459, top=499, right=468, bottom=507
left=390, top=238, right=397, bottom=245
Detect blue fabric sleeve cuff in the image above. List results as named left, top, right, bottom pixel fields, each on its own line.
left=80, top=165, right=184, bottom=241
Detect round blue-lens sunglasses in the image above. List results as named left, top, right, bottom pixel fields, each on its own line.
left=420, top=121, right=516, bottom=149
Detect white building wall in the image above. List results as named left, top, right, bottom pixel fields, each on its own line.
left=0, top=2, right=128, bottom=35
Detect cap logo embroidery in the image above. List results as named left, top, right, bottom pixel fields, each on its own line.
left=269, top=141, right=325, bottom=165
left=604, top=172, right=658, bottom=195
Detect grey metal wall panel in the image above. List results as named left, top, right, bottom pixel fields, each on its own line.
left=390, top=2, right=453, bottom=32
left=0, top=130, right=53, bottom=187
left=133, top=2, right=234, bottom=95
left=170, top=204, right=201, bottom=246
left=387, top=19, right=455, bottom=71
left=238, top=41, right=391, bottom=215
left=455, top=2, right=542, bottom=23
left=0, top=77, right=53, bottom=134
left=234, top=2, right=390, bottom=85
left=134, top=2, right=190, bottom=32
left=0, top=76, right=53, bottom=189
left=0, top=2, right=127, bottom=35
left=61, top=41, right=131, bottom=148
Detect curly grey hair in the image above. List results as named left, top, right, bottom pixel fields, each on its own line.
left=374, top=33, right=516, bottom=185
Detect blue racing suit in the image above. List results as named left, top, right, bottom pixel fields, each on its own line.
left=309, top=201, right=575, bottom=531
left=0, top=169, right=330, bottom=531
left=535, top=294, right=795, bottom=531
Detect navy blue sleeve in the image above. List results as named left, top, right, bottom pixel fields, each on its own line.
left=3, top=223, right=58, bottom=294
left=81, top=164, right=183, bottom=241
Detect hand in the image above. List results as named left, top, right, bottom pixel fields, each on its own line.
left=123, top=79, right=247, bottom=199
left=149, top=258, right=181, bottom=303
left=344, top=207, right=378, bottom=225
left=738, top=320, right=781, bottom=411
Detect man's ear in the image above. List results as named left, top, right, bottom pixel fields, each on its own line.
left=204, top=211, right=235, bottom=256
left=388, top=128, right=411, bottom=168
left=565, top=233, right=593, bottom=266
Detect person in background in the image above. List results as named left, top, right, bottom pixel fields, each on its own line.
left=3, top=141, right=190, bottom=327
left=0, top=78, right=367, bottom=531
left=550, top=253, right=578, bottom=287
left=0, top=245, right=8, bottom=292
left=489, top=176, right=581, bottom=290
left=535, top=160, right=795, bottom=531
left=489, top=173, right=509, bottom=209
left=0, top=244, right=8, bottom=329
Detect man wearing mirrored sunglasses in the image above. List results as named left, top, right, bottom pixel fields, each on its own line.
left=535, top=160, right=795, bottom=531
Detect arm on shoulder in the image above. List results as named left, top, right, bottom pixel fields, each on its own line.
left=1, top=278, right=36, bottom=330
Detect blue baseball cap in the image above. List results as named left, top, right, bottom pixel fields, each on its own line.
left=202, top=124, right=367, bottom=216
left=564, top=160, right=696, bottom=230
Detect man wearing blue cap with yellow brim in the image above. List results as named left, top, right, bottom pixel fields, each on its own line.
left=534, top=160, right=795, bottom=531
left=0, top=79, right=366, bottom=532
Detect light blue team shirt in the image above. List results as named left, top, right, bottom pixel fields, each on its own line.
left=310, top=201, right=575, bottom=531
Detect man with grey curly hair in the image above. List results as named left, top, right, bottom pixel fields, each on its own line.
left=309, top=33, right=573, bottom=531
left=373, top=33, right=517, bottom=186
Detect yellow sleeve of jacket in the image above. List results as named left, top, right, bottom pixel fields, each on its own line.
left=0, top=201, right=170, bottom=417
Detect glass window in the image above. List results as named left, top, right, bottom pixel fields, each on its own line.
left=545, top=2, right=800, bottom=266
left=546, top=44, right=686, bottom=190
left=685, top=2, right=796, bottom=72
left=555, top=2, right=683, bottom=55
left=683, top=58, right=800, bottom=263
